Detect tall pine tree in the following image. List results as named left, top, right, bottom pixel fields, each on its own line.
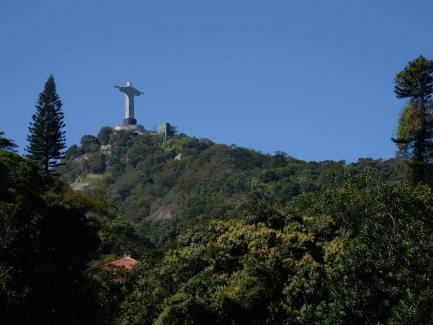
left=393, top=55, right=433, bottom=184
left=27, top=75, right=66, bottom=172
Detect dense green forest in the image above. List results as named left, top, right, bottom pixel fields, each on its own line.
left=58, top=127, right=404, bottom=248
left=2, top=55, right=433, bottom=324
left=3, top=146, right=433, bottom=324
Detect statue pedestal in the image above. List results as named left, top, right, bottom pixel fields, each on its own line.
left=124, top=118, right=137, bottom=125
left=114, top=124, right=137, bottom=131
left=113, top=124, right=144, bottom=135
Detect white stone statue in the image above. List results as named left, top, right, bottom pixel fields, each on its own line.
left=115, top=81, right=143, bottom=125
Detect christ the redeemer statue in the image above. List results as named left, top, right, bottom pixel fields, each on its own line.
left=115, top=81, right=143, bottom=125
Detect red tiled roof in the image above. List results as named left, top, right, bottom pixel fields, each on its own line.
left=96, top=256, right=138, bottom=272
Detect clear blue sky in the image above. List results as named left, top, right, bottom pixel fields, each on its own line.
left=1, top=0, right=432, bottom=162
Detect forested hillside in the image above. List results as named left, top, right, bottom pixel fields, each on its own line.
left=52, top=127, right=433, bottom=324
left=58, top=127, right=404, bottom=247
left=3, top=145, right=433, bottom=324
left=2, top=54, right=433, bottom=324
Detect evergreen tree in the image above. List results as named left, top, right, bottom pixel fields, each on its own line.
left=0, top=131, right=17, bottom=151
left=27, top=75, right=66, bottom=172
left=393, top=55, right=433, bottom=183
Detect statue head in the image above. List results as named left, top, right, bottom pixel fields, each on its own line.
left=126, top=81, right=132, bottom=87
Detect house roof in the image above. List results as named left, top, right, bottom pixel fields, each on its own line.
left=98, top=256, right=138, bottom=271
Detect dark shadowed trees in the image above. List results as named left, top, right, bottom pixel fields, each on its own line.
left=0, top=151, right=101, bottom=324
left=0, top=131, right=17, bottom=151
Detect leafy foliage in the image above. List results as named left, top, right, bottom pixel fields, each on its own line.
left=115, top=180, right=433, bottom=324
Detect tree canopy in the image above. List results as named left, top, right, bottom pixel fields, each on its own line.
left=116, top=180, right=433, bottom=324
left=393, top=55, right=433, bottom=183
left=0, top=131, right=17, bottom=151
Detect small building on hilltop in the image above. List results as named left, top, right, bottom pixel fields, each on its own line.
left=159, top=122, right=176, bottom=143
